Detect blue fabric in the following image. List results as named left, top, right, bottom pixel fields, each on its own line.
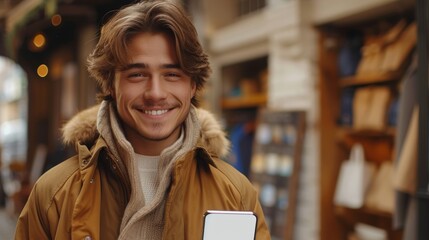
left=338, top=34, right=362, bottom=77
left=229, top=123, right=254, bottom=176
left=388, top=97, right=399, bottom=127
left=339, top=87, right=355, bottom=126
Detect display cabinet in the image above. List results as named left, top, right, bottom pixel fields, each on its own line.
left=250, top=109, right=305, bottom=240
left=318, top=13, right=416, bottom=240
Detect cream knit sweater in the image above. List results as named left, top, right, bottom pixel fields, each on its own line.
left=135, top=153, right=159, bottom=204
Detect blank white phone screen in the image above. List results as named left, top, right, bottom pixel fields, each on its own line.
left=202, top=210, right=257, bottom=240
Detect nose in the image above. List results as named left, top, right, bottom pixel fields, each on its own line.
left=143, top=75, right=167, bottom=100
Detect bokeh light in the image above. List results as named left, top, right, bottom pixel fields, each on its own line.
left=37, top=64, right=49, bottom=77
left=33, top=34, right=46, bottom=48
left=51, top=14, right=62, bottom=26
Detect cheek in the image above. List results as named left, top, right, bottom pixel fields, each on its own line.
left=113, top=77, right=139, bottom=102
left=116, top=85, right=140, bottom=103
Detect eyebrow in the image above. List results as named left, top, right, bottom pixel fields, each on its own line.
left=122, top=63, right=181, bottom=71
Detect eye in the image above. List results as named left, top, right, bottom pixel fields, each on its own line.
left=166, top=72, right=180, bottom=78
left=129, top=72, right=143, bottom=78
left=164, top=70, right=184, bottom=81
left=125, top=71, right=148, bottom=81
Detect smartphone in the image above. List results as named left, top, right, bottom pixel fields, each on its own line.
left=202, top=210, right=258, bottom=240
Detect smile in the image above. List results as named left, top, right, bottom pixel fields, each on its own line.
left=144, top=109, right=169, bottom=116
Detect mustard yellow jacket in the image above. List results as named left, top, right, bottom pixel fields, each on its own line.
left=15, top=106, right=270, bottom=240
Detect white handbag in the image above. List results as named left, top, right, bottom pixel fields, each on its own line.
left=334, top=144, right=375, bottom=209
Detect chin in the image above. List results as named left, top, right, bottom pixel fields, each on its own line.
left=143, top=126, right=179, bottom=141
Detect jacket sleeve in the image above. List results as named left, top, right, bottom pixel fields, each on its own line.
left=213, top=158, right=271, bottom=239
left=242, top=180, right=270, bottom=240
left=14, top=183, right=51, bottom=240
left=252, top=198, right=271, bottom=240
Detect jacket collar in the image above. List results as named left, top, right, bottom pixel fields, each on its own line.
left=61, top=103, right=230, bottom=159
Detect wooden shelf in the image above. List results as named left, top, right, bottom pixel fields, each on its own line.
left=335, top=127, right=395, bottom=163
left=339, top=71, right=401, bottom=87
left=336, top=206, right=392, bottom=226
left=336, top=127, right=396, bottom=138
left=221, top=93, right=267, bottom=109
left=335, top=206, right=403, bottom=240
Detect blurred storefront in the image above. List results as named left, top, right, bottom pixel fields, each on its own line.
left=0, top=0, right=428, bottom=239
left=0, top=0, right=134, bottom=230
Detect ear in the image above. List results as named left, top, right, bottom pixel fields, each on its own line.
left=191, top=81, right=197, bottom=97
left=110, top=74, right=118, bottom=99
left=111, top=88, right=116, bottom=98
left=107, top=84, right=115, bottom=99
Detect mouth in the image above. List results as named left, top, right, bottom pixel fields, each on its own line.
left=144, top=109, right=169, bottom=116
left=135, top=105, right=174, bottom=117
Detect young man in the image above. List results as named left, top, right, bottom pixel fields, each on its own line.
left=15, top=1, right=270, bottom=239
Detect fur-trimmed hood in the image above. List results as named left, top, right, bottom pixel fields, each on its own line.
left=62, top=105, right=230, bottom=158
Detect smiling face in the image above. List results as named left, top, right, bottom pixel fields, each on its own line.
left=112, top=32, right=196, bottom=156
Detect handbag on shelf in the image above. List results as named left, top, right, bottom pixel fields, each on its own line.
left=380, top=21, right=417, bottom=72
left=334, top=144, right=376, bottom=209
left=356, top=19, right=416, bottom=76
left=353, top=87, right=391, bottom=131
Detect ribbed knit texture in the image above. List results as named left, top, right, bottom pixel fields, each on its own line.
left=135, top=154, right=160, bottom=204
left=97, top=100, right=201, bottom=240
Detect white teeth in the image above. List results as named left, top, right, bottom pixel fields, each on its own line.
left=144, top=109, right=168, bottom=116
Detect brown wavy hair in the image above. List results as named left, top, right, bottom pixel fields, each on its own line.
left=87, top=0, right=210, bottom=106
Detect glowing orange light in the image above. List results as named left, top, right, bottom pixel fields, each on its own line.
left=33, top=34, right=46, bottom=48
left=37, top=64, right=49, bottom=77
left=51, top=14, right=62, bottom=26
